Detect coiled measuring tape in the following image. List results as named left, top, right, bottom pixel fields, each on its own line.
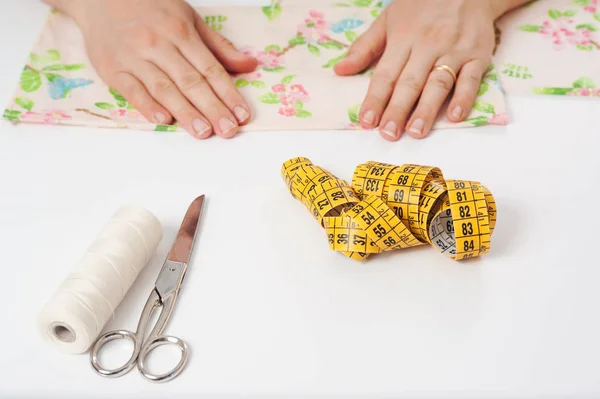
left=282, top=157, right=497, bottom=261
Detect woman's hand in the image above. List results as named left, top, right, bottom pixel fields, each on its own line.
left=335, top=0, right=513, bottom=141
left=47, top=0, right=258, bottom=139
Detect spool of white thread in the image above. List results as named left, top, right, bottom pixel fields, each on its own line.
left=37, top=205, right=162, bottom=354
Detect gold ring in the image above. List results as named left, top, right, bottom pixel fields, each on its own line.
left=433, top=64, right=457, bottom=83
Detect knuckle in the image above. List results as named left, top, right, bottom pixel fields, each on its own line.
left=131, top=26, right=159, bottom=48
left=430, top=74, right=454, bottom=91
left=398, top=73, right=423, bottom=92
left=151, top=77, right=175, bottom=95
left=169, top=16, right=193, bottom=42
left=179, top=72, right=206, bottom=91
left=202, top=63, right=227, bottom=79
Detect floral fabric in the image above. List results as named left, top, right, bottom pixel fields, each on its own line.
left=3, top=0, right=598, bottom=132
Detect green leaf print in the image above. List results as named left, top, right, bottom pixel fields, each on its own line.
left=109, top=88, right=128, bottom=107
left=466, top=116, right=489, bottom=126
left=345, top=30, right=358, bottom=42
left=235, top=78, right=249, bottom=88
left=519, top=24, right=543, bottom=32
left=532, top=87, right=573, bottom=95
left=250, top=80, right=266, bottom=89
left=43, top=72, right=62, bottom=82
left=262, top=4, right=282, bottom=21
left=576, top=44, right=594, bottom=50
left=307, top=44, right=321, bottom=56
left=572, top=0, right=589, bottom=6
left=20, top=70, right=42, bottom=93
left=348, top=104, right=360, bottom=123
left=281, top=75, right=295, bottom=85
left=562, top=9, right=577, bottom=17
left=318, top=41, right=344, bottom=50
left=573, top=77, right=596, bottom=88
left=548, top=9, right=562, bottom=19
left=258, top=92, right=281, bottom=104
left=45, top=49, right=61, bottom=62
left=477, top=81, right=489, bottom=97
left=95, top=102, right=116, bottom=110
left=263, top=66, right=286, bottom=72
left=594, top=14, right=600, bottom=22
left=204, top=15, right=227, bottom=31
left=332, top=2, right=351, bottom=6
left=42, top=63, right=86, bottom=72
left=265, top=44, right=281, bottom=52
left=472, top=101, right=496, bottom=114
left=576, top=23, right=597, bottom=31
left=3, top=109, right=22, bottom=121
left=371, top=9, right=380, bottom=18
left=349, top=0, right=373, bottom=6
left=292, top=101, right=304, bottom=110
left=289, top=36, right=307, bottom=46
left=322, top=53, right=347, bottom=68
left=295, top=109, right=312, bottom=118
left=154, top=124, right=178, bottom=132
left=15, top=97, right=34, bottom=111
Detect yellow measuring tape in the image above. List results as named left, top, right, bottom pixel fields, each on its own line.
left=282, top=157, right=497, bottom=261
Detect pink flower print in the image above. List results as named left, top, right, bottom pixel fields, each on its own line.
left=256, top=50, right=283, bottom=69
left=583, top=0, right=598, bottom=13
left=278, top=107, right=298, bottom=116
left=568, top=88, right=600, bottom=96
left=298, top=10, right=330, bottom=44
left=20, top=109, right=71, bottom=124
left=239, top=46, right=285, bottom=70
left=272, top=84, right=286, bottom=93
left=539, top=17, right=597, bottom=49
left=289, top=84, right=310, bottom=102
left=489, top=112, right=509, bottom=125
left=109, top=109, right=142, bottom=120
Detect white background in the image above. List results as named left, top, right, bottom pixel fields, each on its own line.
left=1, top=1, right=600, bottom=398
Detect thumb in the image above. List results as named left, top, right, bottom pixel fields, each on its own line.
left=195, top=13, right=258, bottom=73
left=334, top=16, right=386, bottom=76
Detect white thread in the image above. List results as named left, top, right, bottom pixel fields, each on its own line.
left=37, top=206, right=162, bottom=355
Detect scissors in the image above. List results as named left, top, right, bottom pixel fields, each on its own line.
left=90, top=195, right=205, bottom=383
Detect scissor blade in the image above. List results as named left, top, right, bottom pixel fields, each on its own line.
left=167, top=195, right=205, bottom=264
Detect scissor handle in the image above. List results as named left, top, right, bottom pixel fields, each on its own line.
left=90, top=329, right=142, bottom=378
left=138, top=335, right=188, bottom=382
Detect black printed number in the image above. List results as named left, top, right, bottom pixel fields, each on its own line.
left=365, top=179, right=380, bottom=192
left=337, top=234, right=348, bottom=244
left=373, top=224, right=387, bottom=238
left=397, top=175, right=409, bottom=185
left=459, top=206, right=471, bottom=218
left=456, top=191, right=467, bottom=202
left=353, top=234, right=366, bottom=246
left=446, top=221, right=454, bottom=233
left=464, top=240, right=475, bottom=252
left=461, top=222, right=473, bottom=236
left=392, top=206, right=403, bottom=219
left=361, top=212, right=376, bottom=225
left=394, top=189, right=405, bottom=202
left=383, top=237, right=396, bottom=247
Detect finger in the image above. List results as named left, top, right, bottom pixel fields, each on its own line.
left=447, top=58, right=489, bottom=122
left=357, top=45, right=410, bottom=129
left=334, top=15, right=386, bottom=76
left=405, top=58, right=461, bottom=139
left=194, top=13, right=258, bottom=74
left=138, top=61, right=213, bottom=139
left=177, top=33, right=252, bottom=127
left=378, top=51, right=438, bottom=141
left=150, top=46, right=241, bottom=138
left=106, top=71, right=173, bottom=125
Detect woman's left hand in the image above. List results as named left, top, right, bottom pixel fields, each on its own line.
left=334, top=0, right=502, bottom=141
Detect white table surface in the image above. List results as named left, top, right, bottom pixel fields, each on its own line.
left=2, top=1, right=600, bottom=398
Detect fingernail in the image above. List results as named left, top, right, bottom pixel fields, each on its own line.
left=218, top=117, right=237, bottom=137
left=233, top=106, right=250, bottom=123
left=408, top=118, right=425, bottom=137
left=192, top=118, right=211, bottom=137
left=154, top=112, right=166, bottom=125
left=363, top=110, right=375, bottom=125
left=381, top=121, right=398, bottom=140
left=452, top=106, right=463, bottom=120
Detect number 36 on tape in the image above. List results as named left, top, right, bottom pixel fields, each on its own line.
left=281, top=157, right=497, bottom=261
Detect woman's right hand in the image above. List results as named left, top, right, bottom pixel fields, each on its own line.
left=51, top=0, right=258, bottom=139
